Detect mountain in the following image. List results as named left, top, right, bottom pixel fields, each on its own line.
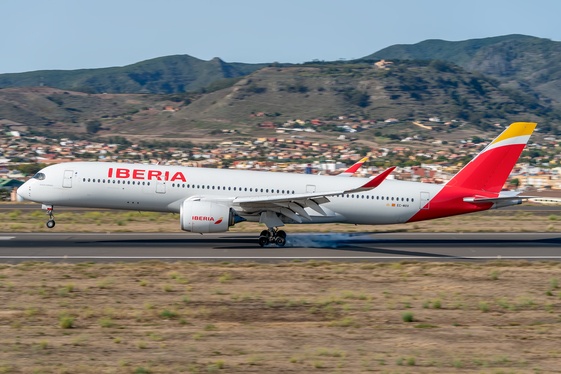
left=169, top=60, right=561, bottom=133
left=0, top=55, right=268, bottom=94
left=3, top=61, right=561, bottom=140
left=362, top=34, right=561, bottom=104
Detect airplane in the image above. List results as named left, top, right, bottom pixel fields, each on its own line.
left=17, top=122, right=536, bottom=247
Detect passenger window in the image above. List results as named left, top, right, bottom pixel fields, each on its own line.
left=266, top=189, right=269, bottom=193
left=234, top=187, right=236, bottom=191
left=228, top=187, right=231, bottom=190
left=212, top=186, right=215, bottom=190
left=282, top=190, right=285, bottom=194
left=88, top=178, right=90, bottom=182
left=244, top=188, right=247, bottom=191
left=207, top=186, right=210, bottom=189
left=406, top=198, right=409, bottom=202
left=412, top=198, right=414, bottom=202
left=182, top=184, right=185, bottom=188
left=143, top=182, right=145, bottom=185
left=172, top=183, right=175, bottom=187
left=128, top=181, right=130, bottom=185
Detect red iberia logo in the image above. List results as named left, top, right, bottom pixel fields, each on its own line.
left=214, top=217, right=223, bottom=225
left=192, top=216, right=214, bottom=221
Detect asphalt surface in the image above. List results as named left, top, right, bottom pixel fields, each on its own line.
left=1, top=232, right=561, bottom=264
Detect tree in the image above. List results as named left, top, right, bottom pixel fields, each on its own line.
left=86, top=120, right=102, bottom=134
left=509, top=178, right=520, bottom=187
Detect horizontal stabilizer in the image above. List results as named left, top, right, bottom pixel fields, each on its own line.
left=463, top=196, right=535, bottom=203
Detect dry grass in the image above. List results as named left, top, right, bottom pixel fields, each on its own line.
left=0, top=208, right=560, bottom=233
left=0, top=260, right=561, bottom=373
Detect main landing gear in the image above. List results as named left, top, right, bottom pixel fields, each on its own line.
left=258, top=228, right=286, bottom=247
left=43, top=205, right=55, bottom=228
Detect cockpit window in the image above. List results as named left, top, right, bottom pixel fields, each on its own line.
left=32, top=172, right=46, bottom=180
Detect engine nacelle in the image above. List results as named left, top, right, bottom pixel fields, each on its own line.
left=180, top=200, right=234, bottom=233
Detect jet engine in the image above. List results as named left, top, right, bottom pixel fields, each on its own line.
left=180, top=200, right=235, bottom=233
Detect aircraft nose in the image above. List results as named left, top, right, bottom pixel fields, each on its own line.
left=17, top=182, right=27, bottom=199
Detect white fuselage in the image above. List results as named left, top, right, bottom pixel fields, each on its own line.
left=18, top=162, right=444, bottom=225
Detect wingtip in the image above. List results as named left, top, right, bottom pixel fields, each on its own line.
left=361, top=166, right=396, bottom=189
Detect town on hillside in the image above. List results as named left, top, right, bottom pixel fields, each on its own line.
left=2, top=116, right=561, bottom=201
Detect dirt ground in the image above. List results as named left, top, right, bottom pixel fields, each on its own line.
left=0, top=261, right=561, bottom=373
left=0, top=208, right=560, bottom=234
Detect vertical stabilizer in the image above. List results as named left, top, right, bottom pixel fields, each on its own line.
left=446, top=122, right=536, bottom=193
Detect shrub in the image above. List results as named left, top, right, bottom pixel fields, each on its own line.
left=401, top=312, right=414, bottom=322
left=160, top=309, right=178, bottom=319
left=479, top=302, right=489, bottom=312
left=219, top=273, right=232, bottom=283
left=136, top=341, right=147, bottom=349
left=98, top=318, right=115, bottom=328
left=406, top=357, right=416, bottom=366
left=414, top=324, right=438, bottom=328
left=59, top=316, right=74, bottom=329
left=550, top=277, right=559, bottom=289
left=432, top=299, right=442, bottom=309
left=162, top=284, right=174, bottom=292
left=97, top=278, right=114, bottom=289
left=490, top=270, right=499, bottom=280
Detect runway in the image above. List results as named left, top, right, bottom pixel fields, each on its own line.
left=1, top=232, right=560, bottom=263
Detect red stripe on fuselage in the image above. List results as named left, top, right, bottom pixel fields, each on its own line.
left=407, top=186, right=494, bottom=223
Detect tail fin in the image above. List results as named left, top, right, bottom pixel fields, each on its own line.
left=446, top=122, right=536, bottom=193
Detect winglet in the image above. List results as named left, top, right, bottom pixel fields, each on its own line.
left=337, top=156, right=369, bottom=177
left=361, top=166, right=396, bottom=189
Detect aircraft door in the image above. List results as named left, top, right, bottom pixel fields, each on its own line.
left=62, top=170, right=73, bottom=188
left=306, top=185, right=316, bottom=193
left=156, top=181, right=166, bottom=194
left=420, top=191, right=430, bottom=209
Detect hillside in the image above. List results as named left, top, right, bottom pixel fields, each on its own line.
left=0, top=55, right=268, bottom=94
left=363, top=34, right=561, bottom=103
left=171, top=61, right=561, bottom=131
left=2, top=61, right=561, bottom=142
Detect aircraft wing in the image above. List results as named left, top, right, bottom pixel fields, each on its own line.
left=233, top=167, right=395, bottom=224
left=336, top=157, right=368, bottom=177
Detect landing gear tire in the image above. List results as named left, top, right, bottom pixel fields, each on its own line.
left=258, top=228, right=287, bottom=247
left=258, top=236, right=269, bottom=247
left=46, top=220, right=55, bottom=229
left=275, top=236, right=286, bottom=246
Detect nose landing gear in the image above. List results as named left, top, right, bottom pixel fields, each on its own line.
left=258, top=228, right=286, bottom=247
left=42, top=204, right=55, bottom=228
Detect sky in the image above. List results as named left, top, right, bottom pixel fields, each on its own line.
left=0, top=0, right=560, bottom=74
